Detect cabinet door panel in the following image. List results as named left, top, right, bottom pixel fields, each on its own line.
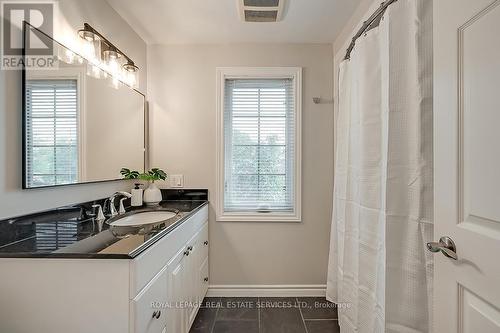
left=199, top=256, right=209, bottom=300
left=131, top=267, right=168, bottom=333
left=188, top=223, right=209, bottom=327
left=186, top=232, right=201, bottom=326
left=166, top=247, right=189, bottom=333
left=199, top=223, right=209, bottom=304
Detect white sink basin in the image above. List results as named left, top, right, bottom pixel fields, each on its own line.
left=109, top=211, right=177, bottom=227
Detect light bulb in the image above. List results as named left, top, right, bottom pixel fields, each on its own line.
left=123, top=62, right=139, bottom=88
left=127, top=72, right=136, bottom=88
left=82, top=41, right=95, bottom=61
left=78, top=27, right=101, bottom=64
left=103, top=50, right=121, bottom=70
left=129, top=71, right=139, bottom=88
left=109, top=57, right=119, bottom=72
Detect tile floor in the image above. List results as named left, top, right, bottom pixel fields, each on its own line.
left=189, top=297, right=340, bottom=333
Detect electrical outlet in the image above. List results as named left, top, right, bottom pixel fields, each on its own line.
left=170, top=174, right=184, bottom=188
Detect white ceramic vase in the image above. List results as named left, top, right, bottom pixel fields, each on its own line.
left=143, top=182, right=162, bottom=206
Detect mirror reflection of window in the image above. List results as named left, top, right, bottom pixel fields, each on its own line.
left=26, top=80, right=79, bottom=187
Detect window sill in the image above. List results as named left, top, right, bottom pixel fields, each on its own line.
left=216, top=212, right=301, bottom=223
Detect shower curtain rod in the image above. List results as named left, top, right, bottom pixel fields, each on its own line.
left=344, top=0, right=399, bottom=60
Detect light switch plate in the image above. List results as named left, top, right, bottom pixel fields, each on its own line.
left=170, top=174, right=184, bottom=188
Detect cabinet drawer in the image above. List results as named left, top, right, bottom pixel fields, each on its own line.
left=131, top=266, right=168, bottom=333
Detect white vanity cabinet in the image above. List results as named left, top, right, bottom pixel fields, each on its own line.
left=165, top=221, right=210, bottom=333
left=0, top=205, right=209, bottom=333
left=132, top=219, right=209, bottom=333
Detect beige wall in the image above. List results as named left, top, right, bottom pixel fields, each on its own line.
left=332, top=0, right=381, bottom=107
left=148, top=44, right=334, bottom=285
left=0, top=0, right=147, bottom=219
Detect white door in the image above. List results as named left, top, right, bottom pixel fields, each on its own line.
left=434, top=0, right=500, bottom=332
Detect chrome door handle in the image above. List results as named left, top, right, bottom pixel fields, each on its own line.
left=427, top=236, right=458, bottom=260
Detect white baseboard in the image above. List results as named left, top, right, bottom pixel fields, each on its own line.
left=207, top=284, right=327, bottom=297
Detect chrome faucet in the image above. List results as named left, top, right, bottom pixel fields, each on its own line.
left=108, top=191, right=132, bottom=217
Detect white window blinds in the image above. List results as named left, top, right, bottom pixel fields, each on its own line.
left=224, top=78, right=295, bottom=212
left=26, top=79, right=79, bottom=187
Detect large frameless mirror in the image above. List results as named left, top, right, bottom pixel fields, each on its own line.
left=22, top=22, right=145, bottom=189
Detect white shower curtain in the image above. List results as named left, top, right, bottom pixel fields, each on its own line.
left=327, top=1, right=433, bottom=332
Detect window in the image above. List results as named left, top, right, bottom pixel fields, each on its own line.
left=216, top=67, right=302, bottom=222
left=25, top=79, right=79, bottom=187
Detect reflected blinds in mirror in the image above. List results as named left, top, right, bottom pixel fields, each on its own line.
left=223, top=79, right=295, bottom=212
left=26, top=80, right=79, bottom=187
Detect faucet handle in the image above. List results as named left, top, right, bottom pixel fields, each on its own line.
left=109, top=192, right=131, bottom=217
left=91, top=204, right=105, bottom=221
left=119, top=198, right=127, bottom=215
left=92, top=204, right=106, bottom=232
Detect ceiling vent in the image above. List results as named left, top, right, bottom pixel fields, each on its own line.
left=238, top=0, right=285, bottom=22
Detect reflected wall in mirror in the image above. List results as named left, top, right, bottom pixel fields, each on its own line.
left=22, top=23, right=145, bottom=189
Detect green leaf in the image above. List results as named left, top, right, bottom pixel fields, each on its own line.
left=135, top=168, right=168, bottom=181
left=120, top=168, right=130, bottom=175
left=120, top=168, right=139, bottom=179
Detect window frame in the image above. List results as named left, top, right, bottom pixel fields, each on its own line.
left=216, top=67, right=302, bottom=222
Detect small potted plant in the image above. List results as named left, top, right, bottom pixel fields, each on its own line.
left=120, top=168, right=167, bottom=206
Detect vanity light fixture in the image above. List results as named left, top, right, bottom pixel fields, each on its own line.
left=123, top=60, right=139, bottom=72
left=103, top=47, right=121, bottom=71
left=123, top=60, right=140, bottom=88
left=77, top=23, right=139, bottom=88
left=77, top=24, right=101, bottom=63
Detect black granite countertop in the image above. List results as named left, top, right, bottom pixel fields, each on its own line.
left=0, top=189, right=208, bottom=259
